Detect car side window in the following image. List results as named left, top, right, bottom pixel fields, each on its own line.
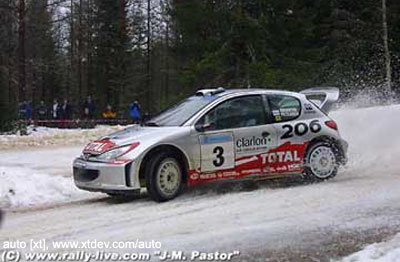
left=267, top=95, right=301, bottom=122
left=198, top=95, right=266, bottom=131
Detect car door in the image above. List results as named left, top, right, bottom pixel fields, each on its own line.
left=196, top=95, right=277, bottom=178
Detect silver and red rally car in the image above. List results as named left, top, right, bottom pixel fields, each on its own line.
left=73, top=87, right=348, bottom=202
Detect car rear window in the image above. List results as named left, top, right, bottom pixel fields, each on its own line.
left=267, top=95, right=301, bottom=122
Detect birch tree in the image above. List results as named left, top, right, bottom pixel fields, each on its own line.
left=382, top=0, right=392, bottom=96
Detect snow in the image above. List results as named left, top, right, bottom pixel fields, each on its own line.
left=0, top=126, right=124, bottom=208
left=0, top=125, right=125, bottom=150
left=0, top=103, right=399, bottom=261
left=1, top=104, right=400, bottom=211
left=0, top=147, right=97, bottom=209
left=0, top=125, right=126, bottom=209
left=0, top=166, right=93, bottom=209
left=341, top=233, right=400, bottom=262
left=331, top=104, right=400, bottom=169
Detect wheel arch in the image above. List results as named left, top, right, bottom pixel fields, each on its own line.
left=138, top=144, right=190, bottom=187
left=306, top=135, right=346, bottom=164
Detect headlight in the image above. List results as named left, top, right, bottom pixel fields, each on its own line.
left=96, top=142, right=139, bottom=160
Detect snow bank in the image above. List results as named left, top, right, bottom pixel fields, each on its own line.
left=0, top=147, right=96, bottom=210
left=0, top=166, right=92, bottom=209
left=340, top=233, right=400, bottom=262
left=0, top=125, right=125, bottom=150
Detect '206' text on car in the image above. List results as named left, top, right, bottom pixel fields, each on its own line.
left=73, top=87, right=348, bottom=202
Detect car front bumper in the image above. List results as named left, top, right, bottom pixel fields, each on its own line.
left=73, top=158, right=141, bottom=193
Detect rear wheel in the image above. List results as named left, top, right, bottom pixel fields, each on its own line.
left=145, top=152, right=183, bottom=202
left=304, top=142, right=338, bottom=181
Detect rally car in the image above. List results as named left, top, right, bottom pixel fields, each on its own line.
left=73, top=87, right=348, bottom=202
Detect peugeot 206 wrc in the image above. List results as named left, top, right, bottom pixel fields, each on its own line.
left=73, top=87, right=348, bottom=202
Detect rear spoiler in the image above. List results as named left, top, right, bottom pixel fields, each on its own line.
left=300, top=87, right=339, bottom=113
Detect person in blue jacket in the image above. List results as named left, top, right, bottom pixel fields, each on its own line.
left=18, top=101, right=32, bottom=120
left=25, top=101, right=32, bottom=120
left=129, top=101, right=141, bottom=124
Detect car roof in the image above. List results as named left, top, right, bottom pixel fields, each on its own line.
left=195, top=88, right=302, bottom=98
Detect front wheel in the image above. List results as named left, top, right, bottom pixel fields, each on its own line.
left=304, top=142, right=339, bottom=181
left=145, top=153, right=183, bottom=202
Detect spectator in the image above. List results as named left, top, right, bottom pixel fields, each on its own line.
left=25, top=101, right=32, bottom=120
left=18, top=101, right=32, bottom=120
left=102, top=104, right=117, bottom=119
left=36, top=100, right=48, bottom=121
left=18, top=102, right=26, bottom=119
left=83, top=96, right=95, bottom=119
left=129, top=101, right=141, bottom=124
left=59, top=99, right=72, bottom=128
left=0, top=208, right=3, bottom=227
left=61, top=99, right=72, bottom=120
left=52, top=99, right=61, bottom=120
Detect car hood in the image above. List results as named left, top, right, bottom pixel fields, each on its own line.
left=100, top=125, right=183, bottom=146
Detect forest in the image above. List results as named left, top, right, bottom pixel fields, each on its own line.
left=0, top=0, right=399, bottom=130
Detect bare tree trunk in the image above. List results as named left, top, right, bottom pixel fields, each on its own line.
left=119, top=0, right=127, bottom=110
left=165, top=17, right=169, bottom=102
left=8, top=59, right=12, bottom=103
left=146, top=0, right=151, bottom=112
left=69, top=0, right=74, bottom=99
left=382, top=0, right=392, bottom=97
left=18, top=0, right=26, bottom=102
left=163, top=0, right=170, bottom=104
left=7, top=0, right=13, bottom=104
left=78, top=0, right=82, bottom=100
left=87, top=0, right=92, bottom=96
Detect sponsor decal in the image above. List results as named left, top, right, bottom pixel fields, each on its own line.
left=199, top=134, right=232, bottom=144
left=279, top=108, right=299, bottom=117
left=190, top=173, right=199, bottom=180
left=304, top=103, right=316, bottom=114
left=189, top=142, right=308, bottom=186
left=195, top=170, right=239, bottom=181
left=236, top=136, right=268, bottom=148
left=189, top=169, right=200, bottom=181
left=199, top=133, right=235, bottom=172
left=83, top=139, right=116, bottom=154
left=235, top=135, right=274, bottom=153
left=260, top=151, right=301, bottom=164
left=304, top=103, right=313, bottom=111
left=272, top=110, right=281, bottom=116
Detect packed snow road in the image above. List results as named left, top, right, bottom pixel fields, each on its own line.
left=1, top=105, right=400, bottom=261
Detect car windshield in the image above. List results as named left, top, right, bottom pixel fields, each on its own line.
left=145, top=95, right=217, bottom=126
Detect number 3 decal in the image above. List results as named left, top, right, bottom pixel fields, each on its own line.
left=213, top=146, right=225, bottom=167
left=199, top=133, right=234, bottom=172
left=280, top=120, right=322, bottom=139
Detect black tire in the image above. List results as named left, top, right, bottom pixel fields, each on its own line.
left=303, top=141, right=339, bottom=182
left=145, top=152, right=183, bottom=202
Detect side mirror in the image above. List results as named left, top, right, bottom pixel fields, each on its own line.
left=195, top=122, right=213, bottom=132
